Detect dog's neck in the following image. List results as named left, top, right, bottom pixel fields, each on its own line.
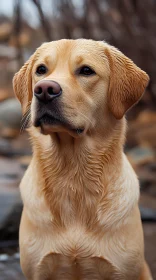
left=30, top=119, right=125, bottom=176
left=29, top=120, right=126, bottom=227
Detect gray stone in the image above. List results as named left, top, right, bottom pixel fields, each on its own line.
left=0, top=99, right=22, bottom=130
left=0, top=158, right=23, bottom=233
left=0, top=185, right=22, bottom=231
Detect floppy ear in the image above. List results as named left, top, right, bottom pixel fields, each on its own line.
left=105, top=46, right=149, bottom=119
left=13, top=54, right=35, bottom=114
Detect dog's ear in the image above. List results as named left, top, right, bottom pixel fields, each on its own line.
left=105, top=46, right=149, bottom=119
left=13, top=54, right=35, bottom=114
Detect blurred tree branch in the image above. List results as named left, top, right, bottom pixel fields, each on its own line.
left=13, top=0, right=23, bottom=67
left=32, top=0, right=52, bottom=41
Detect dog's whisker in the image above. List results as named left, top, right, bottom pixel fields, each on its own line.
left=78, top=111, right=92, bottom=125
left=21, top=107, right=31, bottom=122
left=20, top=112, right=31, bottom=133
left=21, top=110, right=31, bottom=126
left=21, top=115, right=30, bottom=129
left=20, top=119, right=30, bottom=133
left=78, top=111, right=97, bottom=135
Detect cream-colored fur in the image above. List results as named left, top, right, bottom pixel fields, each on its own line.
left=13, top=39, right=152, bottom=280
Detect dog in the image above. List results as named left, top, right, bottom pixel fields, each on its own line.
left=13, top=39, right=153, bottom=280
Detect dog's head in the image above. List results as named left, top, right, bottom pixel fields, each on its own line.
left=13, top=39, right=149, bottom=137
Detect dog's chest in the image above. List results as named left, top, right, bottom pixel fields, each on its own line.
left=46, top=179, right=101, bottom=227
left=20, top=157, right=142, bottom=279
left=23, top=219, right=135, bottom=280
left=41, top=160, right=104, bottom=227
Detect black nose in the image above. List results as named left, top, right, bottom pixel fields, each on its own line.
left=34, top=80, right=62, bottom=103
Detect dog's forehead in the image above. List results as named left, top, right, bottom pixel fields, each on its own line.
left=37, top=39, right=106, bottom=63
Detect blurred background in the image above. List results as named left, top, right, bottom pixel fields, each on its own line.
left=0, top=0, right=156, bottom=279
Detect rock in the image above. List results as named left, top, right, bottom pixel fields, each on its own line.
left=0, top=99, right=22, bottom=137
left=0, top=157, right=24, bottom=183
left=18, top=155, right=31, bottom=169
left=11, top=132, right=31, bottom=156
left=0, top=133, right=31, bottom=157
left=148, top=162, right=156, bottom=172
left=126, top=146, right=155, bottom=167
left=140, top=192, right=156, bottom=227
left=137, top=111, right=156, bottom=124
left=127, top=110, right=156, bottom=149
left=140, top=206, right=156, bottom=222
left=138, top=165, right=156, bottom=185
left=0, top=45, right=16, bottom=59
left=0, top=138, right=12, bottom=156
left=0, top=252, right=24, bottom=280
left=0, top=185, right=22, bottom=234
left=140, top=193, right=156, bottom=210
left=0, top=128, right=19, bottom=139
left=0, top=157, right=23, bottom=238
left=143, top=223, right=156, bottom=279
left=0, top=88, right=12, bottom=102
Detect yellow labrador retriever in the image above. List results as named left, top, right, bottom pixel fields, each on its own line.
left=13, top=39, right=152, bottom=280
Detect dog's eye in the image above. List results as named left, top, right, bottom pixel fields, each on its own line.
left=79, top=66, right=95, bottom=76
left=36, top=65, right=47, bottom=75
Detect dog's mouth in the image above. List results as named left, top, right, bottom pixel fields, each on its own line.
left=35, top=114, right=64, bottom=127
left=34, top=114, right=85, bottom=136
